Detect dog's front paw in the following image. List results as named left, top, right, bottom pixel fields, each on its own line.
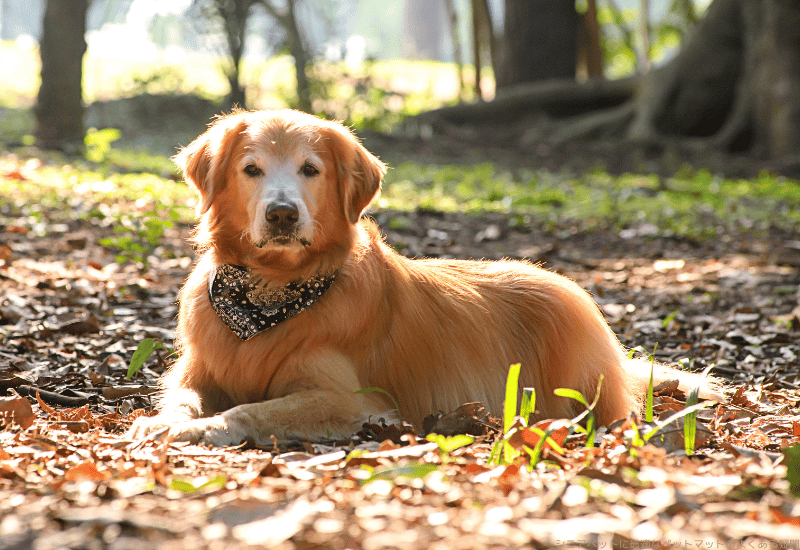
left=127, top=414, right=176, bottom=441
left=128, top=414, right=247, bottom=447
left=168, top=416, right=249, bottom=447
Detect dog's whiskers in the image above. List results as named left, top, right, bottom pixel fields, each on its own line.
left=312, top=220, right=325, bottom=241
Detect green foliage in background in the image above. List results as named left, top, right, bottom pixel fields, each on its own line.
left=379, top=163, right=800, bottom=238
left=596, top=0, right=707, bottom=78
left=98, top=205, right=181, bottom=270
left=85, top=128, right=122, bottom=164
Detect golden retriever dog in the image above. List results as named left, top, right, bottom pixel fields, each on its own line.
left=129, top=109, right=720, bottom=446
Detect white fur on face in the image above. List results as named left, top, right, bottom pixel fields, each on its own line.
left=237, top=147, right=324, bottom=250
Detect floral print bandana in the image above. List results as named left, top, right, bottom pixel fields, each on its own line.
left=207, top=264, right=337, bottom=341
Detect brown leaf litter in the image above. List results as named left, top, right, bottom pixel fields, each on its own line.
left=1, top=195, right=799, bottom=549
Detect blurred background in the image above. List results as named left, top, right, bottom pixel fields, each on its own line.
left=3, top=0, right=747, bottom=156
left=1, top=0, right=799, bottom=253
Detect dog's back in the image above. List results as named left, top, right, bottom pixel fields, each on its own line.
left=342, top=223, right=640, bottom=428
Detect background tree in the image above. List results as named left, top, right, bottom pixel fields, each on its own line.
left=632, top=0, right=800, bottom=158
left=215, top=0, right=254, bottom=108
left=193, top=0, right=312, bottom=112
left=261, top=0, right=312, bottom=113
left=402, top=0, right=446, bottom=61
left=495, top=0, right=580, bottom=89
left=443, top=0, right=466, bottom=99
left=35, top=0, right=89, bottom=151
left=578, top=0, right=603, bottom=80
left=191, top=0, right=256, bottom=108
left=471, top=0, right=495, bottom=100
left=420, top=0, right=800, bottom=162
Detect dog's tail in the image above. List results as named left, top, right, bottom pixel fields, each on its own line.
left=628, top=356, right=726, bottom=403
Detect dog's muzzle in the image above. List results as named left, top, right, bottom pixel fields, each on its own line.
left=256, top=200, right=310, bottom=248
left=265, top=200, right=299, bottom=233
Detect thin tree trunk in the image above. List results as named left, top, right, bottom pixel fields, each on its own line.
left=263, top=0, right=311, bottom=113
left=286, top=0, right=311, bottom=113
left=471, top=0, right=493, bottom=100
left=472, top=0, right=482, bottom=100
left=35, top=0, right=88, bottom=152
left=219, top=0, right=251, bottom=108
left=443, top=0, right=464, bottom=100
left=579, top=0, right=603, bottom=79
left=477, top=0, right=497, bottom=88
left=637, top=0, right=651, bottom=74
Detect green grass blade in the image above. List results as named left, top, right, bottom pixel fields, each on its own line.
left=354, top=387, right=401, bottom=418
left=363, top=463, right=439, bottom=485
left=195, top=474, right=228, bottom=492
left=553, top=388, right=589, bottom=408
left=502, top=439, right=520, bottom=464
left=646, top=358, right=655, bottom=423
left=784, top=444, right=800, bottom=497
left=662, top=309, right=679, bottom=328
left=168, top=478, right=197, bottom=493
left=127, top=338, right=162, bottom=380
left=523, top=426, right=564, bottom=469
left=555, top=378, right=603, bottom=449
left=168, top=474, right=226, bottom=493
left=504, top=363, right=522, bottom=432
left=629, top=419, right=644, bottom=457
left=426, top=433, right=474, bottom=453
left=520, top=387, right=535, bottom=425
left=642, top=401, right=709, bottom=443
left=589, top=375, right=604, bottom=409
left=683, top=370, right=706, bottom=455
left=488, top=437, right=503, bottom=465
left=585, top=414, right=596, bottom=448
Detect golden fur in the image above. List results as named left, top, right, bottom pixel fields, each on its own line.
left=129, top=109, right=721, bottom=446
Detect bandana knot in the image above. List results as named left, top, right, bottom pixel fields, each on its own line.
left=208, top=264, right=337, bottom=340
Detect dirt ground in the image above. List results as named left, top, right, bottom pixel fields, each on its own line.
left=1, top=129, right=800, bottom=549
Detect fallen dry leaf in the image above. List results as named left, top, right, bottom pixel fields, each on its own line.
left=0, top=396, right=34, bottom=430
left=63, top=461, right=111, bottom=482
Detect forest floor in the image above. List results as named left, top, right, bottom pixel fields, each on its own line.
left=1, top=132, right=800, bottom=549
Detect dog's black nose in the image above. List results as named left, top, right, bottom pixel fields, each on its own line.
left=265, top=201, right=299, bottom=230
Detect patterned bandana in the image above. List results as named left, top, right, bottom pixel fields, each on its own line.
left=207, top=264, right=337, bottom=341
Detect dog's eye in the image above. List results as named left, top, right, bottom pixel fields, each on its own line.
left=300, top=162, right=319, bottom=178
left=244, top=164, right=262, bottom=177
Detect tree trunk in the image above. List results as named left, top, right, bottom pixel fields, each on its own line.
left=283, top=0, right=311, bottom=113
left=632, top=0, right=800, bottom=158
left=636, top=0, right=651, bottom=73
left=217, top=0, right=252, bottom=109
left=402, top=0, right=446, bottom=60
left=748, top=0, right=800, bottom=158
left=416, top=77, right=636, bottom=125
left=35, top=0, right=88, bottom=152
left=577, top=0, right=603, bottom=80
left=471, top=0, right=495, bottom=101
left=495, top=0, right=579, bottom=89
left=262, top=0, right=310, bottom=113
left=443, top=0, right=465, bottom=99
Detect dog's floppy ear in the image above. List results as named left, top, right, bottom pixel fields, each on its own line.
left=173, top=114, right=248, bottom=214
left=325, top=124, right=387, bottom=224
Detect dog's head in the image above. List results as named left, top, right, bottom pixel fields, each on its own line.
left=174, top=109, right=386, bottom=259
